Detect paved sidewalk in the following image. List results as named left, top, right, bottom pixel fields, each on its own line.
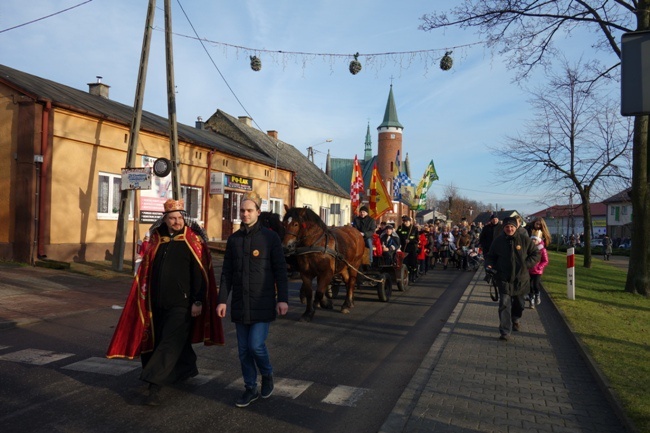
left=381, top=270, right=632, bottom=433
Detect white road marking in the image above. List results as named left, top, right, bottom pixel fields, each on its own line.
left=62, top=357, right=139, bottom=376
left=321, top=385, right=368, bottom=407
left=227, top=377, right=313, bottom=399
left=0, top=346, right=10, bottom=351
left=0, top=348, right=74, bottom=365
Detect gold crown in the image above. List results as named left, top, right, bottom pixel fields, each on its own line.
left=241, top=191, right=262, bottom=208
left=163, top=199, right=185, bottom=213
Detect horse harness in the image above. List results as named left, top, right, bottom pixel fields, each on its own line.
left=284, top=225, right=343, bottom=261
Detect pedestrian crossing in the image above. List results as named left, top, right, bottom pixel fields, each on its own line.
left=0, top=347, right=369, bottom=407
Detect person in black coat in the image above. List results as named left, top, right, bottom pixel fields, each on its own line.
left=479, top=213, right=502, bottom=254
left=352, top=205, right=377, bottom=265
left=485, top=217, right=540, bottom=341
left=396, top=216, right=419, bottom=281
left=218, top=191, right=289, bottom=408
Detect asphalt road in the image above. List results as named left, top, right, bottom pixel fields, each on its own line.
left=0, top=268, right=473, bottom=433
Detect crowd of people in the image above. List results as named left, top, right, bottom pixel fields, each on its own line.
left=367, top=215, right=487, bottom=280
left=360, top=212, right=556, bottom=342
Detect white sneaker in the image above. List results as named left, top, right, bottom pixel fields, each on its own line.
left=535, top=294, right=541, bottom=305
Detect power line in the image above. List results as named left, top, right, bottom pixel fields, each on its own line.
left=0, top=0, right=94, bottom=34
left=175, top=0, right=263, bottom=133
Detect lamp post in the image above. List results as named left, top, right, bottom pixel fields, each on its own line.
left=306, top=139, right=333, bottom=164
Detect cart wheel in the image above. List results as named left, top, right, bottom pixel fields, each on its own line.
left=377, top=273, right=392, bottom=302
left=327, top=284, right=340, bottom=299
left=396, top=265, right=409, bottom=291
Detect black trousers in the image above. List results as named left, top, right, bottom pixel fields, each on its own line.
left=140, top=306, right=197, bottom=386
left=498, top=294, right=525, bottom=336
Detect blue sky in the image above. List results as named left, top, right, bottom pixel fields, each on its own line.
left=0, top=0, right=617, bottom=215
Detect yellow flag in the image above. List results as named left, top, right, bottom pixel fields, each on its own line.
left=369, top=164, right=392, bottom=219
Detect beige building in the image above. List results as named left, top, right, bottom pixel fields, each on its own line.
left=0, top=64, right=294, bottom=263
left=204, top=110, right=351, bottom=226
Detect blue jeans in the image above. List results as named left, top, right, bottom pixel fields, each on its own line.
left=365, top=237, right=374, bottom=264
left=235, top=322, right=272, bottom=389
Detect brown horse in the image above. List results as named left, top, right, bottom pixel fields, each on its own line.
left=282, top=206, right=365, bottom=321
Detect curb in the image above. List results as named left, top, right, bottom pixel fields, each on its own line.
left=545, top=290, right=639, bottom=433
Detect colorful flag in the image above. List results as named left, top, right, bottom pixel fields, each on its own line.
left=394, top=170, right=415, bottom=200
left=350, top=155, right=365, bottom=215
left=392, top=150, right=401, bottom=199
left=413, top=160, right=440, bottom=210
left=369, top=164, right=392, bottom=220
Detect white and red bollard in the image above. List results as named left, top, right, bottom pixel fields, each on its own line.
left=566, top=247, right=575, bottom=300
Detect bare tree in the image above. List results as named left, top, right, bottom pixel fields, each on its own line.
left=420, top=1, right=649, bottom=296
left=495, top=61, right=632, bottom=267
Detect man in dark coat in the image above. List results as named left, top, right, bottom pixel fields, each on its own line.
left=485, top=216, right=540, bottom=341
left=379, top=224, right=401, bottom=265
left=107, top=198, right=225, bottom=406
left=217, top=191, right=289, bottom=408
left=396, top=215, right=419, bottom=282
left=352, top=205, right=377, bottom=265
left=479, top=213, right=502, bottom=254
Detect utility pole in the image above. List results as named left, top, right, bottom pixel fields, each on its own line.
left=112, top=0, right=156, bottom=271
left=164, top=0, right=182, bottom=199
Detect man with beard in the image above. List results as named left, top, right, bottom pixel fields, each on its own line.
left=107, top=199, right=224, bottom=405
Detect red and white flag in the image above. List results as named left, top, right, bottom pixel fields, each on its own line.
left=350, top=155, right=364, bottom=215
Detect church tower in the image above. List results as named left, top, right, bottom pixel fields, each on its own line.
left=363, top=122, right=372, bottom=162
left=376, top=84, right=403, bottom=192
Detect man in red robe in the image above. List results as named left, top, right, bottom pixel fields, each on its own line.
left=107, top=199, right=224, bottom=405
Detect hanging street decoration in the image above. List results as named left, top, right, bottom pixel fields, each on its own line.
left=440, top=51, right=453, bottom=71
left=158, top=27, right=479, bottom=76
left=250, top=55, right=262, bottom=71
left=349, top=52, right=362, bottom=75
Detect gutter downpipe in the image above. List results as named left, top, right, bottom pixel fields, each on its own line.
left=204, top=149, right=216, bottom=234
left=291, top=172, right=296, bottom=208
left=37, top=100, right=52, bottom=260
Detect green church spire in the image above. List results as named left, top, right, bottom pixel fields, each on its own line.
left=364, top=122, right=372, bottom=161
left=377, top=84, right=403, bottom=130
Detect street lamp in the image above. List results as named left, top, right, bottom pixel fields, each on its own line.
left=306, top=139, right=333, bottom=163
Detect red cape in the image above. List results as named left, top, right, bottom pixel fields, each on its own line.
left=106, top=225, right=225, bottom=359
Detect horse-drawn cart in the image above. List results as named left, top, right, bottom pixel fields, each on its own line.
left=328, top=251, right=409, bottom=303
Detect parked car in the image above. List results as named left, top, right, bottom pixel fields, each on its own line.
left=590, top=239, right=604, bottom=248
left=619, top=241, right=632, bottom=249
left=580, top=239, right=604, bottom=248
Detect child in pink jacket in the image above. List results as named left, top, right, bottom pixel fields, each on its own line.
left=528, top=230, right=549, bottom=309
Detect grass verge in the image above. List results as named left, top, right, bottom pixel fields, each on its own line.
left=544, top=251, right=649, bottom=433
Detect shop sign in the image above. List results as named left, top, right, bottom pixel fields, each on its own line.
left=225, top=174, right=253, bottom=191
left=121, top=167, right=152, bottom=190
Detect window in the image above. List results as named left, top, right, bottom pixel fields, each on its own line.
left=98, top=172, right=132, bottom=220
left=622, top=205, right=627, bottom=215
left=610, top=207, right=615, bottom=215
left=181, top=185, right=203, bottom=221
left=320, top=206, right=330, bottom=225
left=269, top=198, right=283, bottom=216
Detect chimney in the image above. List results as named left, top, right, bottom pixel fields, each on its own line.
left=88, top=76, right=110, bottom=98
left=267, top=130, right=278, bottom=139
left=238, top=116, right=253, bottom=127
left=195, top=116, right=204, bottom=129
